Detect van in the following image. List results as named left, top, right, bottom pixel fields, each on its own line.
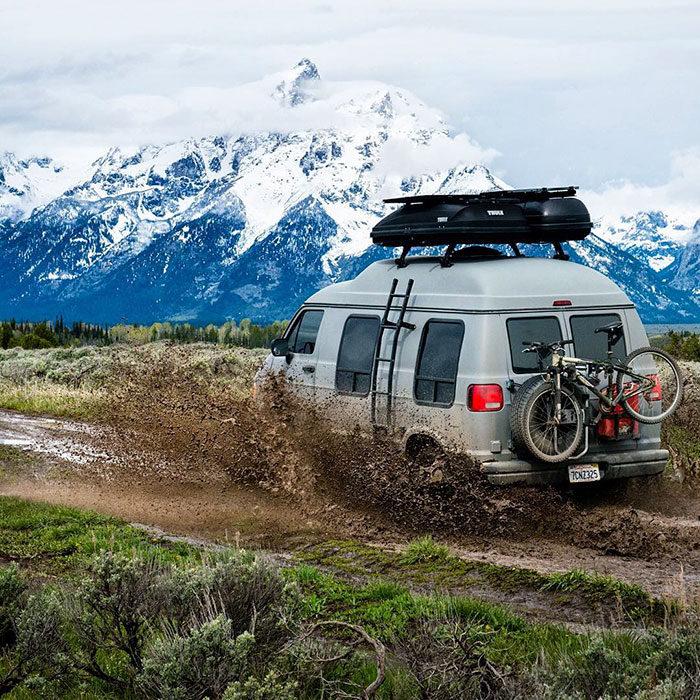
left=257, top=188, right=670, bottom=485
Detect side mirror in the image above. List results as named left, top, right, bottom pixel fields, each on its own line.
left=270, top=337, right=289, bottom=358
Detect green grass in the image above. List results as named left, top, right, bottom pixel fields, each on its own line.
left=0, top=446, right=36, bottom=467
left=296, top=540, right=664, bottom=623
left=401, top=535, right=449, bottom=564
left=0, top=498, right=695, bottom=699
left=0, top=380, right=103, bottom=418
left=287, top=564, right=697, bottom=690
left=287, top=566, right=587, bottom=669
left=0, top=496, right=199, bottom=579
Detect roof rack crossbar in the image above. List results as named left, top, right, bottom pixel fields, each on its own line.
left=384, top=185, right=578, bottom=206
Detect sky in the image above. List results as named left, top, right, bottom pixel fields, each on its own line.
left=1, top=0, right=699, bottom=218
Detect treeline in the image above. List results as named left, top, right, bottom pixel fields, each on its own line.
left=657, top=330, right=700, bottom=361
left=0, top=318, right=288, bottom=350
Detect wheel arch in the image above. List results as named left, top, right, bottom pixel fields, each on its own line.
left=402, top=428, right=449, bottom=458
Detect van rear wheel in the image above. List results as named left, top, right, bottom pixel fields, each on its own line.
left=406, top=435, right=449, bottom=484
left=511, top=377, right=584, bottom=463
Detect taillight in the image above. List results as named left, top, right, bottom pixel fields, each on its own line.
left=468, top=384, right=504, bottom=412
left=647, top=374, right=662, bottom=401
left=553, top=300, right=572, bottom=307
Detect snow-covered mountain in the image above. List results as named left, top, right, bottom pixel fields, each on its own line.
left=0, top=59, right=698, bottom=324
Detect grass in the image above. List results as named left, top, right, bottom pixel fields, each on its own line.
left=296, top=539, right=665, bottom=623
left=401, top=535, right=449, bottom=564
left=0, top=343, right=265, bottom=419
left=0, top=446, right=36, bottom=467
left=0, top=496, right=199, bottom=580
left=288, top=566, right=586, bottom=669
left=0, top=497, right=695, bottom=698
left=0, top=380, right=104, bottom=418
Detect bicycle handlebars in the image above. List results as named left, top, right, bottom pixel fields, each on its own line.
left=521, top=339, right=574, bottom=354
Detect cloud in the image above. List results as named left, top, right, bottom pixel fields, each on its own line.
left=0, top=0, right=698, bottom=204
left=373, top=132, right=498, bottom=179
left=582, top=149, right=700, bottom=224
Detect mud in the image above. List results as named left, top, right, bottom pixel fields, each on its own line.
left=0, top=349, right=698, bottom=602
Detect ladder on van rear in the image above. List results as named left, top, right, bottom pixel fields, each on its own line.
left=370, top=278, right=416, bottom=427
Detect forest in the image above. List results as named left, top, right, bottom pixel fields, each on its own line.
left=0, top=318, right=288, bottom=351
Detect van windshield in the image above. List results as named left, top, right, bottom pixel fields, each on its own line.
left=507, top=317, right=562, bottom=373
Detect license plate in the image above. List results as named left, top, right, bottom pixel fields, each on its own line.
left=568, top=464, right=601, bottom=483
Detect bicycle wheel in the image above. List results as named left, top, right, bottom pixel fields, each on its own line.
left=616, top=347, right=683, bottom=424
left=511, top=377, right=584, bottom=463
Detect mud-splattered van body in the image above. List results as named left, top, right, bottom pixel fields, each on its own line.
left=259, top=254, right=668, bottom=485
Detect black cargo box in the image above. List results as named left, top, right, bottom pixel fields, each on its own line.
left=371, top=186, right=591, bottom=248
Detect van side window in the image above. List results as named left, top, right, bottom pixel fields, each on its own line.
left=414, top=320, right=464, bottom=406
left=336, top=315, right=380, bottom=395
left=507, top=317, right=562, bottom=373
left=286, top=310, right=324, bottom=354
left=570, top=314, right=625, bottom=360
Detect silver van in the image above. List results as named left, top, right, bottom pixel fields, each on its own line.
left=258, top=189, right=672, bottom=485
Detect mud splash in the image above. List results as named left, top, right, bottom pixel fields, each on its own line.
left=88, top=349, right=695, bottom=560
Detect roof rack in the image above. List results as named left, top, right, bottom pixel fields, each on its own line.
left=384, top=186, right=578, bottom=206
left=372, top=185, right=591, bottom=267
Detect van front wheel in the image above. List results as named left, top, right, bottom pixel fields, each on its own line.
left=511, top=378, right=584, bottom=463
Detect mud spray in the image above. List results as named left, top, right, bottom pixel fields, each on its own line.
left=93, top=346, right=700, bottom=559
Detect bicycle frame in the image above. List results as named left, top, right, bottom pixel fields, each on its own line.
left=547, top=346, right=655, bottom=412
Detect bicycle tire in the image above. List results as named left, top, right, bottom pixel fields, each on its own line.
left=510, top=376, right=584, bottom=463
left=616, top=346, right=683, bottom=424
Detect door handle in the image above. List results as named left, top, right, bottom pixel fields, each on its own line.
left=302, top=366, right=315, bottom=374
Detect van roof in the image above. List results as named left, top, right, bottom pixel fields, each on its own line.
left=306, top=255, right=633, bottom=313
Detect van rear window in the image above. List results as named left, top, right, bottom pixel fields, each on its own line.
left=570, top=314, right=625, bottom=360
left=414, top=320, right=464, bottom=406
left=507, top=317, right=562, bottom=373
left=336, top=315, right=380, bottom=395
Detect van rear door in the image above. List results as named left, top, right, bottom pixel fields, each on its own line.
left=504, top=314, right=565, bottom=380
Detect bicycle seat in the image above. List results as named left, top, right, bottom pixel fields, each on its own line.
left=595, top=322, right=623, bottom=335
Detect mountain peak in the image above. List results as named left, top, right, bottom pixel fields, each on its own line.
left=272, top=58, right=321, bottom=107
left=293, top=58, right=320, bottom=81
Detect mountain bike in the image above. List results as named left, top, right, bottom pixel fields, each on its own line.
left=510, top=322, right=683, bottom=463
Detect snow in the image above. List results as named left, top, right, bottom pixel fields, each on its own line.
left=2, top=58, right=699, bottom=324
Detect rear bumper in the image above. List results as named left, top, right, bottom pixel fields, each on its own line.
left=481, top=449, right=669, bottom=486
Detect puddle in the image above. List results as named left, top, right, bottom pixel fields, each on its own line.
left=0, top=438, right=31, bottom=447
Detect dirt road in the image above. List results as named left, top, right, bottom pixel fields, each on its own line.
left=0, top=408, right=698, bottom=600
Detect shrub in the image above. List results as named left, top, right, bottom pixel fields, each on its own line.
left=0, top=591, right=71, bottom=695
left=67, top=551, right=166, bottom=689
left=141, top=616, right=255, bottom=700
left=652, top=628, right=700, bottom=699
left=223, top=670, right=299, bottom=699
left=163, top=550, right=297, bottom=655
left=0, top=565, right=27, bottom=648
left=393, top=615, right=505, bottom=699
